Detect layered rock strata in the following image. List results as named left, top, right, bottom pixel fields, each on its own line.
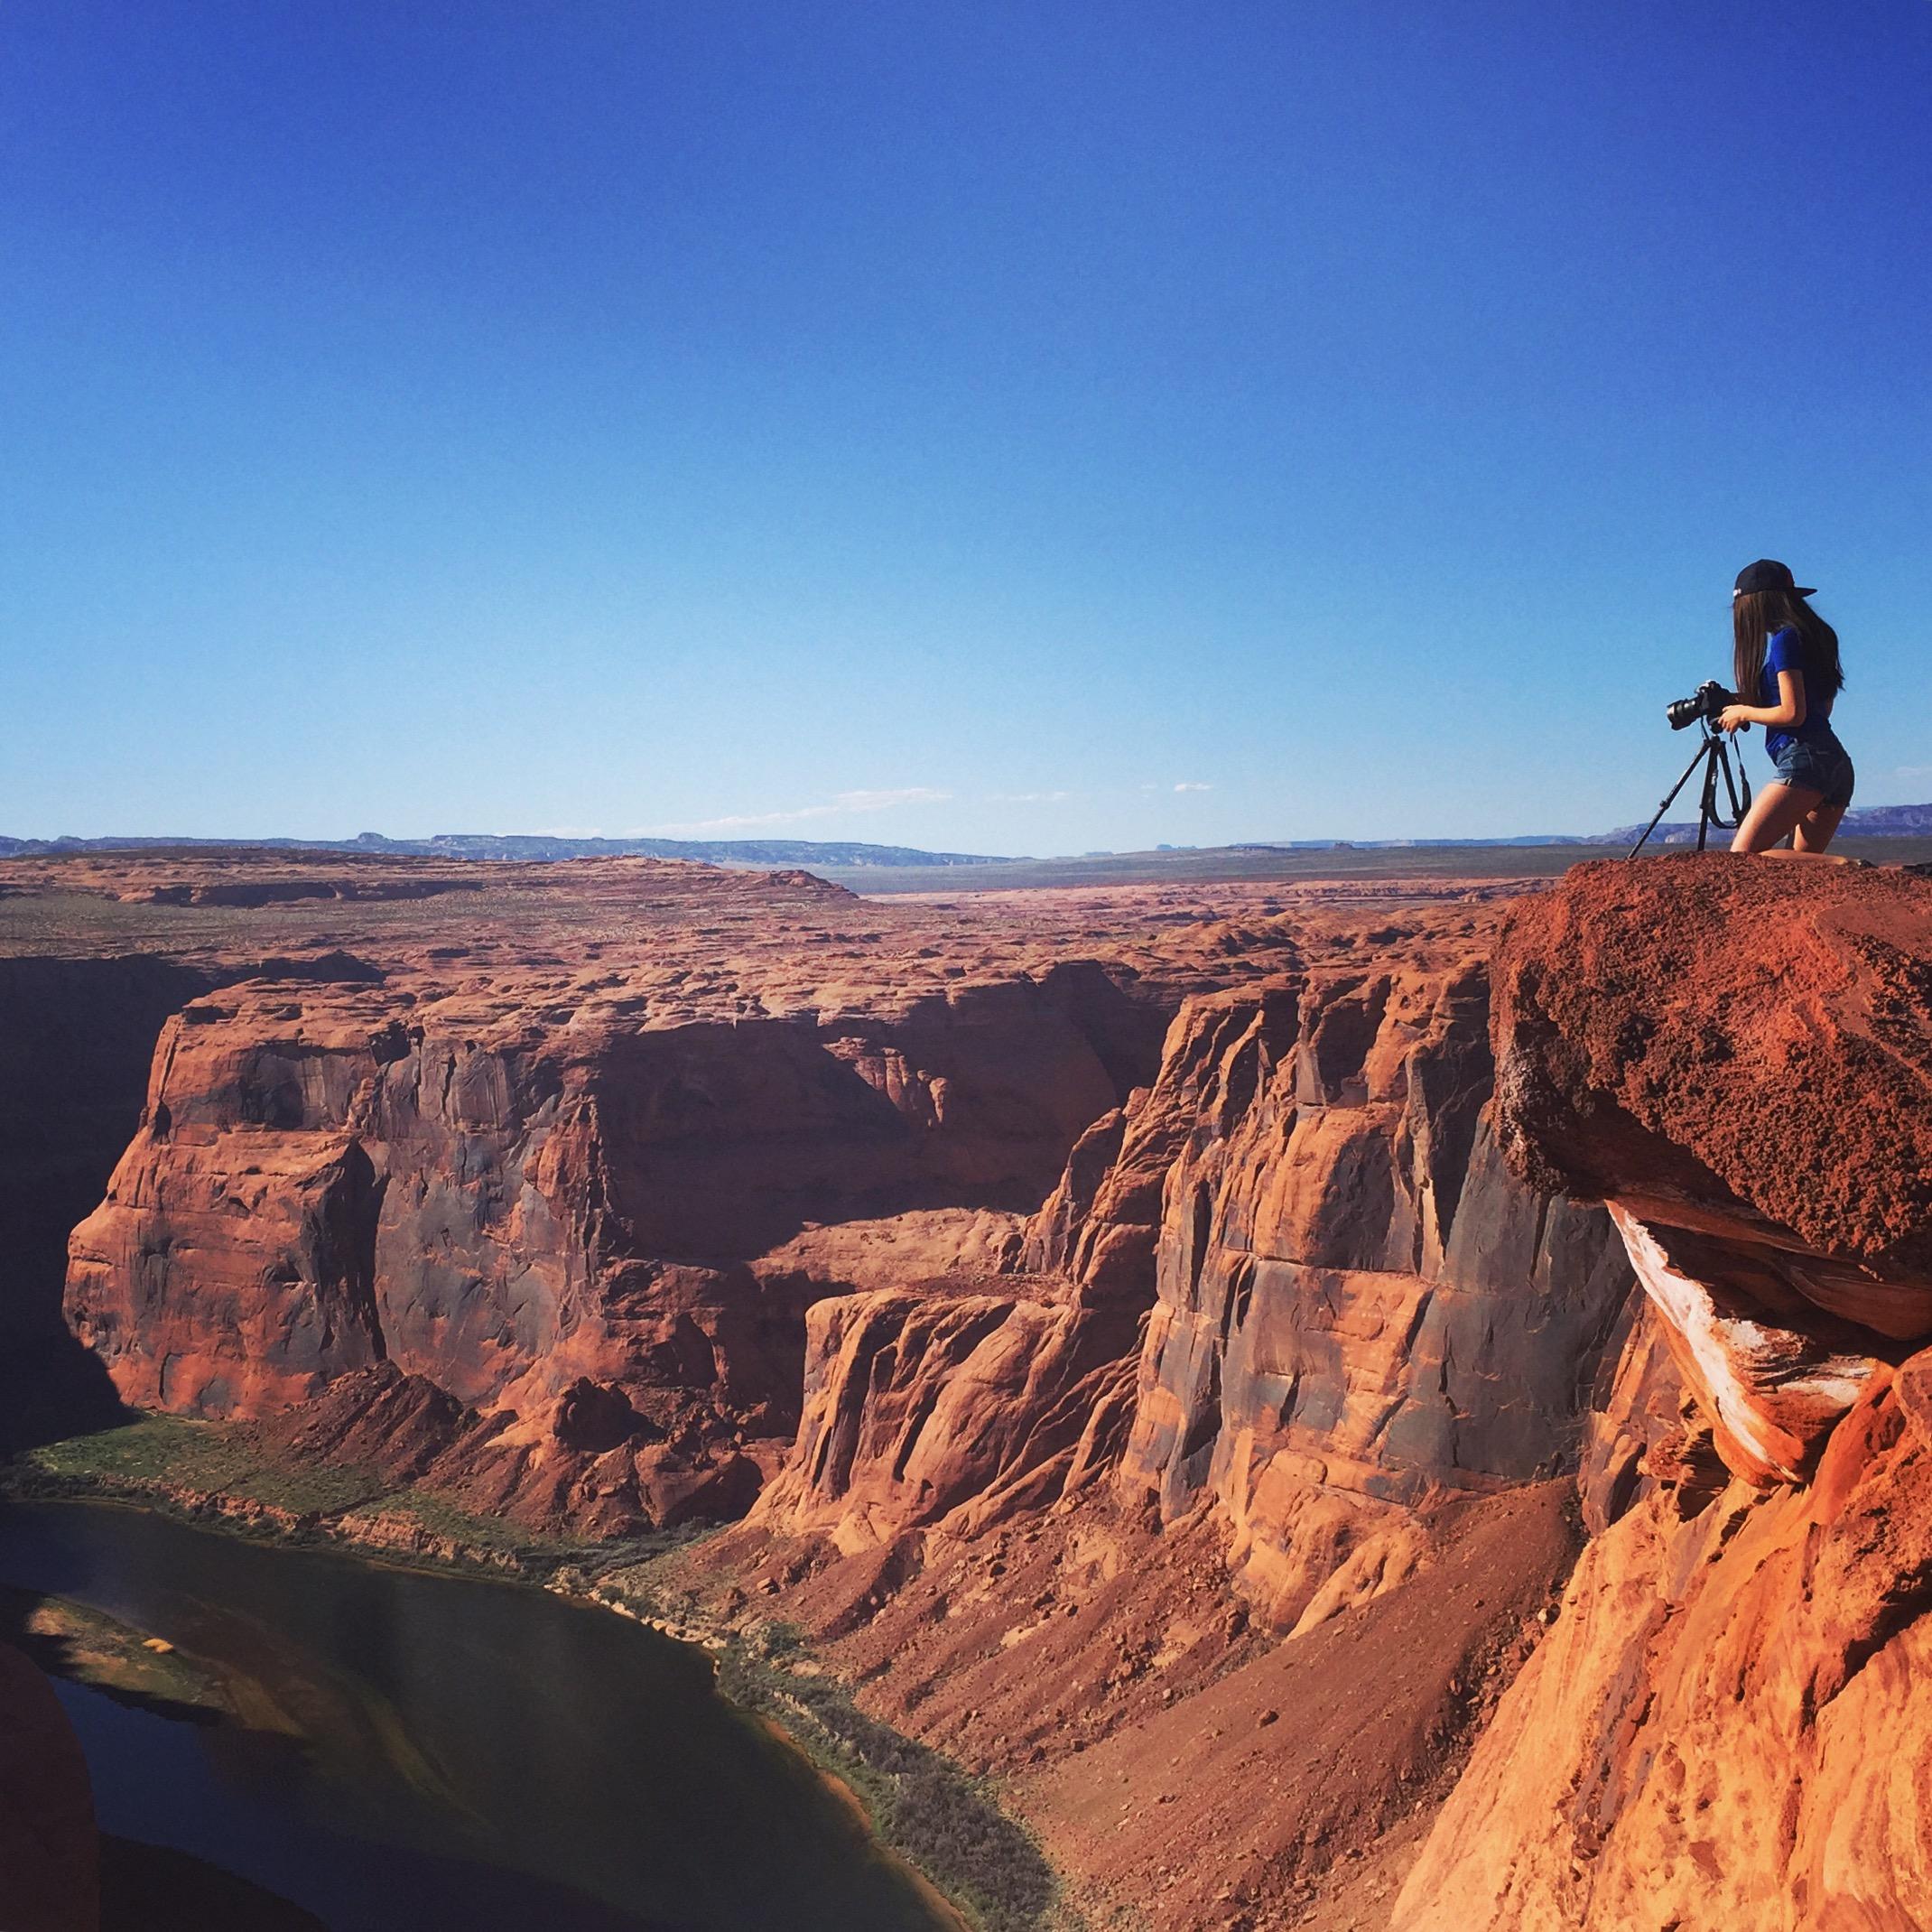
left=48, top=850, right=1932, bottom=1929
left=27, top=850, right=1367, bottom=1534
left=751, top=1280, right=1138, bottom=1551
left=1397, top=857, right=1932, bottom=1932
left=752, top=942, right=1632, bottom=1619
left=65, top=965, right=1149, bottom=1532
left=1110, top=968, right=1630, bottom=1626
left=698, top=912, right=1646, bottom=1932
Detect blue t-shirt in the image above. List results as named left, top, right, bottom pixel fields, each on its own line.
left=1760, top=626, right=1834, bottom=758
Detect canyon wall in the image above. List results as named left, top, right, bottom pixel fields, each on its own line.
left=34, top=851, right=1628, bottom=1624
left=706, top=859, right=1932, bottom=1930
left=20, top=851, right=1326, bottom=1544
left=24, top=850, right=1932, bottom=1929
left=63, top=958, right=1163, bottom=1534
left=1110, top=968, right=1629, bottom=1627
left=747, top=981, right=1277, bottom=1555
left=0, top=957, right=228, bottom=1450
left=757, top=945, right=1631, bottom=1632
left=701, top=919, right=1636, bottom=1928
left=1394, top=858, right=1932, bottom=1932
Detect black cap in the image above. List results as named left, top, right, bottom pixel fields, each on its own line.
left=1734, top=558, right=1816, bottom=599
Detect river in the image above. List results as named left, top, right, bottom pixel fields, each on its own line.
left=0, top=1500, right=957, bottom=1931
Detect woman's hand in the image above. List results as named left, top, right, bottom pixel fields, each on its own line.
left=1717, top=704, right=1753, bottom=734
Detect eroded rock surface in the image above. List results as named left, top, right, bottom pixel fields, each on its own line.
left=33, top=849, right=1932, bottom=1931
left=713, top=902, right=1642, bottom=1929
left=14, top=850, right=1347, bottom=1533
left=752, top=1281, right=1138, bottom=1549
left=1399, top=857, right=1932, bottom=1932
left=1110, top=965, right=1629, bottom=1627
left=62, top=962, right=1151, bottom=1532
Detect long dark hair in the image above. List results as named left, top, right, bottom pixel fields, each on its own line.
left=1733, top=590, right=1844, bottom=707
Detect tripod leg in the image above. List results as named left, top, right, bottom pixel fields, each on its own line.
left=1697, top=740, right=1725, bottom=850
left=1698, top=740, right=1756, bottom=849
left=1629, top=741, right=1715, bottom=859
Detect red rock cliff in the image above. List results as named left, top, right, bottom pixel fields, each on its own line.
left=51, top=854, right=1909, bottom=1927
left=1396, top=858, right=1932, bottom=1932
left=1110, top=962, right=1630, bottom=1627
left=65, top=961, right=1157, bottom=1531
left=711, top=906, right=1637, bottom=1927
left=41, top=854, right=1359, bottom=1534
left=756, top=927, right=1629, bottom=1609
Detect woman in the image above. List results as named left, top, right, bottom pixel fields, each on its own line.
left=1717, top=558, right=1854, bottom=854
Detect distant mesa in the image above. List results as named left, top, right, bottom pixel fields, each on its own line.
left=4, top=800, right=1930, bottom=877
left=0, top=831, right=1015, bottom=869
left=1593, top=800, right=1932, bottom=847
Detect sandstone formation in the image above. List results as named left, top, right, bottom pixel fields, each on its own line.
left=7, top=850, right=1329, bottom=1533
left=1491, top=859, right=1932, bottom=1294
left=1491, top=857, right=1932, bottom=1484
left=751, top=1278, right=1140, bottom=1551
left=19, top=845, right=1932, bottom=1932
left=1110, top=968, right=1629, bottom=1627
left=1396, top=857, right=1932, bottom=1932
left=0, top=1641, right=98, bottom=1932
left=687, top=898, right=1640, bottom=1927
left=744, top=914, right=1633, bottom=1614
left=60, top=958, right=1146, bottom=1532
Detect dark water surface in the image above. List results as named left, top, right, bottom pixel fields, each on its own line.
left=0, top=1501, right=953, bottom=1932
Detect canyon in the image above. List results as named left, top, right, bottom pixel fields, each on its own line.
left=3, top=845, right=1930, bottom=1929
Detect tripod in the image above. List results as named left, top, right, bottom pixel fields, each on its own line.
left=1627, top=722, right=1752, bottom=858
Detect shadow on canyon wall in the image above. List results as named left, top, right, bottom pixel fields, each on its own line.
left=0, top=958, right=220, bottom=1452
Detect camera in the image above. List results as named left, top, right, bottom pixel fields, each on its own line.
left=1666, top=680, right=1737, bottom=732
left=1630, top=679, right=1753, bottom=857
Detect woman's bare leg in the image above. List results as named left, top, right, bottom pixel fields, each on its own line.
left=1731, top=780, right=1824, bottom=853
left=1792, top=800, right=1849, bottom=853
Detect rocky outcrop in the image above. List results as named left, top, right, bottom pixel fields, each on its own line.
left=749, top=1283, right=1138, bottom=1550
left=1492, top=861, right=1932, bottom=1292
left=1021, top=989, right=1286, bottom=1305
left=35, top=853, right=1342, bottom=1536
left=703, top=924, right=1648, bottom=1927
left=728, top=863, right=1932, bottom=1929
left=756, top=939, right=1630, bottom=1603
left=1398, top=857, right=1932, bottom=1931
left=1112, top=966, right=1630, bottom=1626
left=63, top=964, right=1155, bottom=1533
left=0, top=1642, right=98, bottom=1932
left=1398, top=1362, right=1932, bottom=1932
left=1491, top=858, right=1932, bottom=1481
left=244, top=1361, right=762, bottom=1537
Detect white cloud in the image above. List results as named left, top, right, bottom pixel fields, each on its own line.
left=640, top=787, right=952, bottom=837
left=988, top=789, right=1073, bottom=803
left=1173, top=781, right=1213, bottom=793
left=1894, top=766, right=1932, bottom=783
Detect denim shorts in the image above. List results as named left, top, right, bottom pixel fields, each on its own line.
left=1771, top=730, right=1855, bottom=809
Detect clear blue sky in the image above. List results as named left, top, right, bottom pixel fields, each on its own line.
left=5, top=3, right=1928, bottom=851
